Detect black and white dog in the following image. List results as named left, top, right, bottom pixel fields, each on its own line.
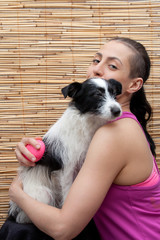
left=9, top=78, right=122, bottom=226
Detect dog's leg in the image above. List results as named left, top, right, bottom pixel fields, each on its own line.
left=58, top=164, right=77, bottom=207
left=9, top=165, right=56, bottom=223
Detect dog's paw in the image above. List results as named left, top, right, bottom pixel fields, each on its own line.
left=8, top=201, right=20, bottom=219
left=9, top=201, right=31, bottom=223
left=16, top=211, right=32, bottom=224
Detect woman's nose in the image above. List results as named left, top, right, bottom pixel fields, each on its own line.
left=92, top=63, right=105, bottom=77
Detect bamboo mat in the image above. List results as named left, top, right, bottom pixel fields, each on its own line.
left=0, top=0, right=160, bottom=226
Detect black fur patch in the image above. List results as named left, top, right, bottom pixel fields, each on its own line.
left=37, top=139, right=63, bottom=171
left=70, top=79, right=107, bottom=114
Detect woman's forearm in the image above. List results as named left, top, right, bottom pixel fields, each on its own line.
left=11, top=188, right=65, bottom=239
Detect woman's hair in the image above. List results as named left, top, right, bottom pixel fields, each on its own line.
left=110, top=37, right=156, bottom=156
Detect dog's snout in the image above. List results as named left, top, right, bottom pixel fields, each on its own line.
left=110, top=106, right=121, bottom=117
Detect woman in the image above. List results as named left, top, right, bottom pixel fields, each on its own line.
left=9, top=37, right=160, bottom=239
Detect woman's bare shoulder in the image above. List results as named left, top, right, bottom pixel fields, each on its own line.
left=86, top=119, right=131, bottom=168
left=95, top=118, right=135, bottom=141
left=92, top=117, right=147, bottom=160
left=99, top=117, right=144, bottom=140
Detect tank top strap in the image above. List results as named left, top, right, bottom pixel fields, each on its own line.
left=113, top=111, right=138, bottom=123
left=109, top=111, right=141, bottom=130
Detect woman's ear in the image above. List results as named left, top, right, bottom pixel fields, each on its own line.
left=127, top=78, right=143, bottom=94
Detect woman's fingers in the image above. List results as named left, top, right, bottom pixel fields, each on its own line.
left=15, top=137, right=42, bottom=166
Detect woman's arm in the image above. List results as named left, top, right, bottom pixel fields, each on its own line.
left=10, top=123, right=126, bottom=240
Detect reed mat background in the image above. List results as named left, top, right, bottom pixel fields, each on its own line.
left=0, top=0, right=160, bottom=226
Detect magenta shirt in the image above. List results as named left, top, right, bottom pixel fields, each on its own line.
left=94, top=112, right=160, bottom=240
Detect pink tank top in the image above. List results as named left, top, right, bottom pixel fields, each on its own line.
left=94, top=112, right=160, bottom=240
left=132, top=161, right=159, bottom=187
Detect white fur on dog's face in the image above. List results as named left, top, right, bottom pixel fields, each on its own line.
left=91, top=78, right=122, bottom=119
left=68, top=77, right=122, bottom=120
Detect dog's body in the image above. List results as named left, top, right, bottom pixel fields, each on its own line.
left=9, top=78, right=122, bottom=226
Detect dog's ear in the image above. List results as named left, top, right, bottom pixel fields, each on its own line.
left=61, top=82, right=82, bottom=98
left=108, top=79, right=122, bottom=96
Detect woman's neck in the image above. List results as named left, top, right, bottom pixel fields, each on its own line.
left=117, top=93, right=131, bottom=113
left=118, top=99, right=131, bottom=112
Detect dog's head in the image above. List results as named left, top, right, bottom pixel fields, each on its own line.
left=62, top=78, right=122, bottom=120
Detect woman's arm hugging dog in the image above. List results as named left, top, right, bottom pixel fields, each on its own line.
left=9, top=78, right=122, bottom=224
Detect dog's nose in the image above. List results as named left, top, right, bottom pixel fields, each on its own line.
left=110, top=106, right=121, bottom=117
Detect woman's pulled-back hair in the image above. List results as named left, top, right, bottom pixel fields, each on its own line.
left=110, top=37, right=156, bottom=156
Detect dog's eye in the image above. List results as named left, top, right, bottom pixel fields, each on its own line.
left=108, top=86, right=116, bottom=99
left=89, top=87, right=105, bottom=97
left=96, top=87, right=105, bottom=96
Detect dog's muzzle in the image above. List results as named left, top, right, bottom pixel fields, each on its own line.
left=110, top=106, right=121, bottom=117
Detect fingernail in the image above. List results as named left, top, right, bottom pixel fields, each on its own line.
left=32, top=157, right=36, bottom=161
left=36, top=145, right=40, bottom=149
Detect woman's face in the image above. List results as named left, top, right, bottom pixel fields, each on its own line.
left=86, top=40, right=134, bottom=102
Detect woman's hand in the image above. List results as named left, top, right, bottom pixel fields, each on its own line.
left=15, top=137, right=42, bottom=167
left=9, top=176, right=23, bottom=203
